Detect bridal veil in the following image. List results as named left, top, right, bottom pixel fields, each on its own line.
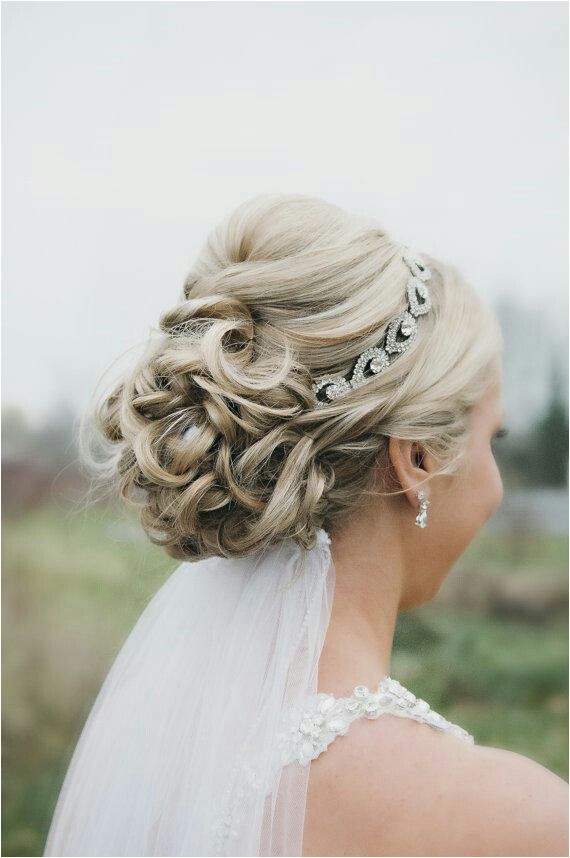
left=44, top=527, right=335, bottom=857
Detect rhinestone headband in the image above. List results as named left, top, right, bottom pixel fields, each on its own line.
left=312, top=247, right=432, bottom=408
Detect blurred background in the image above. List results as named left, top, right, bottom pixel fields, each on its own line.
left=2, top=2, right=568, bottom=856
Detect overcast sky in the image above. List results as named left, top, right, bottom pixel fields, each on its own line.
left=2, top=1, right=568, bottom=428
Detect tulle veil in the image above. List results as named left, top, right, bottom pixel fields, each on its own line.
left=44, top=527, right=335, bottom=857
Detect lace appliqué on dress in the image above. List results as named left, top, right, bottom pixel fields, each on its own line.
left=277, top=676, right=475, bottom=767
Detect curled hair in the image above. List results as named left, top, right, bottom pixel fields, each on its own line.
left=80, top=194, right=503, bottom=560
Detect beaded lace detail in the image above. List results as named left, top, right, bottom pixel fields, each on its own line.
left=276, top=676, right=475, bottom=767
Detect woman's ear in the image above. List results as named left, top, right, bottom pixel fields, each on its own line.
left=413, top=441, right=426, bottom=469
left=386, top=436, right=430, bottom=507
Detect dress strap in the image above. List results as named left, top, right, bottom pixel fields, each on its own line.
left=276, top=676, right=474, bottom=767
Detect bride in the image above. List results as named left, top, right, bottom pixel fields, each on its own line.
left=44, top=194, right=568, bottom=857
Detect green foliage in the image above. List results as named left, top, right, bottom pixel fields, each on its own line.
left=2, top=504, right=175, bottom=858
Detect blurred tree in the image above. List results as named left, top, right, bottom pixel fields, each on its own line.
left=2, top=406, right=35, bottom=462
left=2, top=401, right=85, bottom=514
left=524, top=361, right=569, bottom=486
left=494, top=360, right=569, bottom=488
left=32, top=398, right=78, bottom=474
left=1, top=401, right=78, bottom=472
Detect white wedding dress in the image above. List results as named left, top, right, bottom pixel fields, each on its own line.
left=44, top=527, right=474, bottom=857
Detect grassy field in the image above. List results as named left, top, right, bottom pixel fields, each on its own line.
left=2, top=502, right=568, bottom=857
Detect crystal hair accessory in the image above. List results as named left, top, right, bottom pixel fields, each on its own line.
left=312, top=247, right=432, bottom=408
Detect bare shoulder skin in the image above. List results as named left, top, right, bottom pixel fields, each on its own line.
left=301, top=714, right=569, bottom=857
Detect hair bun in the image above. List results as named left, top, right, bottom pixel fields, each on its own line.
left=82, top=193, right=502, bottom=562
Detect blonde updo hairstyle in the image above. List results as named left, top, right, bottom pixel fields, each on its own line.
left=81, top=194, right=503, bottom=561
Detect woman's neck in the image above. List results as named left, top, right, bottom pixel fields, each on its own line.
left=317, top=509, right=405, bottom=698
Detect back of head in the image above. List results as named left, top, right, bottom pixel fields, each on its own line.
left=81, top=193, right=503, bottom=560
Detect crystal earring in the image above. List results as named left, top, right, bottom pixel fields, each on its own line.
left=414, top=490, right=430, bottom=528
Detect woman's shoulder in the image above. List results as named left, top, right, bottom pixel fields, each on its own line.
left=302, top=712, right=569, bottom=857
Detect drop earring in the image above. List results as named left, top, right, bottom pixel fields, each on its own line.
left=415, top=490, right=430, bottom=528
